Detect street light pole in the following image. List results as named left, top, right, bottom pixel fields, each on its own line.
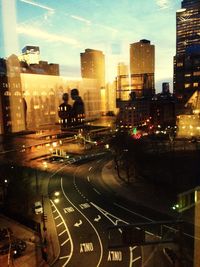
left=41, top=194, right=47, bottom=232
left=41, top=194, right=48, bottom=263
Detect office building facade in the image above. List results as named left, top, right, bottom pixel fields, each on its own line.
left=80, top=49, right=105, bottom=88
left=130, top=39, right=155, bottom=75
left=174, top=0, right=200, bottom=107
left=0, top=55, right=26, bottom=134
left=129, top=39, right=155, bottom=97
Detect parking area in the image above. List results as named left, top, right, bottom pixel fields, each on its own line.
left=0, top=214, right=43, bottom=267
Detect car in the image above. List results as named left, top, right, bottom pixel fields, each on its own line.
left=190, top=136, right=197, bottom=143
left=34, top=201, right=43, bottom=215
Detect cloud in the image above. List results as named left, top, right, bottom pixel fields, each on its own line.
left=70, top=14, right=118, bottom=33
left=70, top=15, right=91, bottom=25
left=95, top=23, right=118, bottom=34
left=155, top=0, right=170, bottom=9
left=20, top=0, right=54, bottom=12
left=17, top=25, right=79, bottom=46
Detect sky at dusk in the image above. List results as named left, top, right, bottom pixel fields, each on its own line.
left=0, top=0, right=181, bottom=92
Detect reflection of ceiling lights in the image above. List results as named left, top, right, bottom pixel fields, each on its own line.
left=193, top=109, right=200, bottom=114
left=177, top=8, right=186, bottom=13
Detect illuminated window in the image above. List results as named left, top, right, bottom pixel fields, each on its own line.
left=184, top=83, right=190, bottom=88
left=4, top=91, right=11, bottom=96
left=193, top=71, right=200, bottom=76
left=193, top=83, right=198, bottom=87
left=33, top=91, right=38, bottom=96
left=177, top=62, right=183, bottom=67
left=41, top=91, right=47, bottom=96
left=14, top=91, right=21, bottom=96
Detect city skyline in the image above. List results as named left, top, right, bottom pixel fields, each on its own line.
left=0, top=0, right=181, bottom=91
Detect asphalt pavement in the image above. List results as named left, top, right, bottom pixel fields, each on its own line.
left=0, top=156, right=194, bottom=266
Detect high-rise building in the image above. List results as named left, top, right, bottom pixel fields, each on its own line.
left=80, top=49, right=105, bottom=114
left=130, top=39, right=155, bottom=75
left=19, top=45, right=40, bottom=65
left=80, top=49, right=105, bottom=88
left=174, top=0, right=200, bottom=108
left=176, top=0, right=200, bottom=55
left=117, top=62, right=129, bottom=76
left=129, top=39, right=155, bottom=97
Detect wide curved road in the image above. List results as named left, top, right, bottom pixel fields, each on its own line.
left=49, top=154, right=170, bottom=267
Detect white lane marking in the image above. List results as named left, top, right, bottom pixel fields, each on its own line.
left=59, top=255, right=70, bottom=260
left=79, top=203, right=91, bottom=209
left=89, top=166, right=92, bottom=171
left=51, top=200, right=73, bottom=265
left=80, top=242, right=94, bottom=253
left=52, top=209, right=56, bottom=213
left=54, top=215, right=60, bottom=220
left=61, top=238, right=70, bottom=247
left=59, top=229, right=67, bottom=236
left=61, top=177, right=103, bottom=267
left=114, top=203, right=153, bottom=222
left=97, top=159, right=102, bottom=163
left=93, top=188, right=101, bottom=195
left=57, top=221, right=64, bottom=227
left=63, top=207, right=75, bottom=214
left=87, top=176, right=90, bottom=182
left=94, top=215, right=101, bottom=222
left=91, top=202, right=128, bottom=226
left=108, top=250, right=122, bottom=261
left=129, top=246, right=139, bottom=267
left=130, top=246, right=137, bottom=250
left=132, top=256, right=141, bottom=263
left=74, top=220, right=83, bottom=227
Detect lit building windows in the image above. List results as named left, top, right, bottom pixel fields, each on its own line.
left=14, top=91, right=21, bottom=96
left=185, top=83, right=190, bottom=88
left=177, top=62, right=183, bottom=67
left=4, top=91, right=11, bottom=96
left=193, top=71, right=200, bottom=76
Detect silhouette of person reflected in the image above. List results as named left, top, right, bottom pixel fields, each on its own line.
left=70, top=88, right=85, bottom=127
left=58, top=93, right=72, bottom=130
left=22, top=96, right=27, bottom=130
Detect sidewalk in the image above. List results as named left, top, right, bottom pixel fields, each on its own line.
left=101, top=160, right=192, bottom=223
left=0, top=214, right=42, bottom=267
left=0, top=200, right=60, bottom=267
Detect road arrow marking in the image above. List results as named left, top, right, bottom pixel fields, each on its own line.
left=74, top=220, right=82, bottom=227
left=94, top=215, right=101, bottom=222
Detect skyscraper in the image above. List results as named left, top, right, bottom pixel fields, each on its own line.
left=174, top=0, right=200, bottom=107
left=129, top=39, right=155, bottom=96
left=130, top=39, right=155, bottom=75
left=80, top=49, right=105, bottom=88
left=176, top=0, right=200, bottom=55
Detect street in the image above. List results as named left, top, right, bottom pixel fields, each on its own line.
left=0, top=132, right=194, bottom=266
